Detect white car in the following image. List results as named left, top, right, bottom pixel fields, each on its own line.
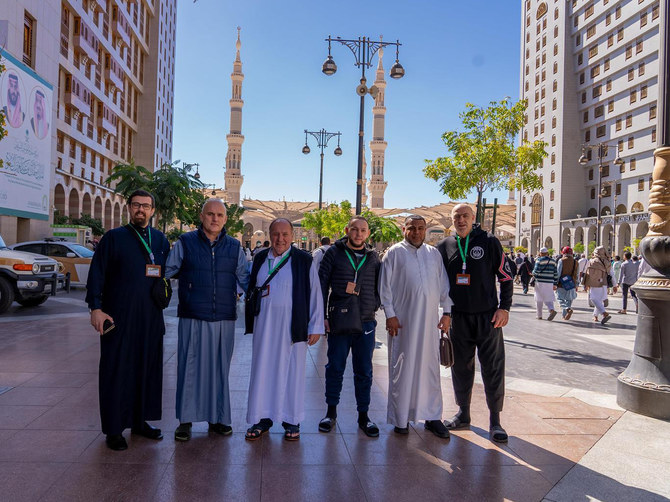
left=11, top=239, right=93, bottom=286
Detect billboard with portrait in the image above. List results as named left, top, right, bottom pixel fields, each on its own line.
left=0, top=49, right=53, bottom=221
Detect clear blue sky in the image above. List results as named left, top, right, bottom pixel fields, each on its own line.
left=172, top=0, right=522, bottom=209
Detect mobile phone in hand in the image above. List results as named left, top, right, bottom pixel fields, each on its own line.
left=102, top=319, right=116, bottom=335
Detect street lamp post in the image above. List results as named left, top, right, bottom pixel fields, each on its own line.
left=302, top=129, right=342, bottom=210
left=601, top=180, right=618, bottom=254
left=578, top=143, right=624, bottom=247
left=322, top=35, right=405, bottom=215
left=182, top=162, right=200, bottom=180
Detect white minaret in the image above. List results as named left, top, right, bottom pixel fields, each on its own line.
left=368, top=47, right=388, bottom=209
left=224, top=27, right=244, bottom=205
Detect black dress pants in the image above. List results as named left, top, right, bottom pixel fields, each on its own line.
left=450, top=309, right=505, bottom=412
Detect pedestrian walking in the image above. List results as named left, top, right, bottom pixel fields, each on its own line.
left=532, top=247, right=558, bottom=320
left=311, top=236, right=331, bottom=269
left=318, top=216, right=382, bottom=437
left=617, top=251, right=639, bottom=314
left=436, top=204, right=513, bottom=444
left=578, top=253, right=589, bottom=291
left=379, top=215, right=452, bottom=438
left=556, top=247, right=579, bottom=320
left=584, top=246, right=617, bottom=325
left=166, top=199, right=250, bottom=442
left=244, top=219, right=324, bottom=441
left=86, top=189, right=171, bottom=451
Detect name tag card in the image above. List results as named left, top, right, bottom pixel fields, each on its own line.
left=261, top=285, right=270, bottom=297
left=146, top=264, right=162, bottom=278
left=456, top=274, right=471, bottom=286
left=345, top=282, right=360, bottom=295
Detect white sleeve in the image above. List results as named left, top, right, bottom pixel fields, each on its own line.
left=379, top=248, right=396, bottom=319
left=308, top=260, right=325, bottom=334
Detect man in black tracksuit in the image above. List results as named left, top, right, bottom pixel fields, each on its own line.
left=318, top=216, right=381, bottom=437
left=436, top=204, right=513, bottom=443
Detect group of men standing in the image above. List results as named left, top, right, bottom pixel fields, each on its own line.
left=87, top=192, right=513, bottom=450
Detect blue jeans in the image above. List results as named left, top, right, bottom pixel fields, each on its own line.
left=325, top=320, right=376, bottom=412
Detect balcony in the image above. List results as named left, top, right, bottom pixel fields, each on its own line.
left=112, top=6, right=130, bottom=48
left=104, top=53, right=124, bottom=90
left=97, top=104, right=118, bottom=137
left=73, top=18, right=99, bottom=64
left=90, top=0, right=108, bottom=12
left=64, top=76, right=92, bottom=117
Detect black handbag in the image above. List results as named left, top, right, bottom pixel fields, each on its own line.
left=440, top=330, right=454, bottom=368
left=328, top=295, right=363, bottom=335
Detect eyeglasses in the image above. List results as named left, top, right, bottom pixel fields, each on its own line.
left=130, top=202, right=153, bottom=210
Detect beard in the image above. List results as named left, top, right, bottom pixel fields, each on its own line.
left=8, top=91, right=18, bottom=106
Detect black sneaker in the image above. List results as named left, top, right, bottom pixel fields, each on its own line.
left=425, top=420, right=450, bottom=439
left=208, top=422, right=233, bottom=436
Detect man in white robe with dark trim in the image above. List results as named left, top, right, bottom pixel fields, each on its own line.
left=244, top=218, right=324, bottom=441
left=380, top=215, right=453, bottom=438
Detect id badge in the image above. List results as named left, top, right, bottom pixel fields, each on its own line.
left=146, top=264, right=161, bottom=278
left=456, top=273, right=471, bottom=286
left=345, top=281, right=359, bottom=295
left=261, top=285, right=270, bottom=297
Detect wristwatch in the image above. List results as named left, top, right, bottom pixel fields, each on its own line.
left=442, top=312, right=452, bottom=317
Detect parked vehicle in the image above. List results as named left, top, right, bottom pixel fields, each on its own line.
left=10, top=239, right=93, bottom=285
left=0, top=234, right=63, bottom=313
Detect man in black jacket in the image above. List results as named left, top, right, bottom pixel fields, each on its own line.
left=436, top=204, right=513, bottom=443
left=318, top=216, right=381, bottom=437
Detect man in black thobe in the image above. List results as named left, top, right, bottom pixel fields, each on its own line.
left=86, top=190, right=170, bottom=451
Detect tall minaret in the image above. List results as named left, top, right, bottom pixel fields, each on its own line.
left=368, top=47, right=388, bottom=209
left=224, top=27, right=244, bottom=205
left=361, top=145, right=368, bottom=207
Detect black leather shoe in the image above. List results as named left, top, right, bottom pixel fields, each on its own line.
left=131, top=422, right=163, bottom=440
left=208, top=422, right=233, bottom=436
left=425, top=420, right=450, bottom=439
left=105, top=434, right=128, bottom=451
left=174, top=422, right=192, bottom=442
left=394, top=424, right=409, bottom=435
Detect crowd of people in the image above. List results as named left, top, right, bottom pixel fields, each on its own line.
left=507, top=245, right=644, bottom=325
left=86, top=192, right=514, bottom=451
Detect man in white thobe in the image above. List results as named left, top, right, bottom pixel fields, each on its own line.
left=380, top=215, right=453, bottom=438
left=245, top=218, right=324, bottom=441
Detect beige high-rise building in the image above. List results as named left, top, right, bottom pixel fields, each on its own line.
left=224, top=27, right=244, bottom=206
left=0, top=0, right=176, bottom=243
left=517, top=0, right=660, bottom=256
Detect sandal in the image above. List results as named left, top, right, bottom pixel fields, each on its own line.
left=318, top=417, right=336, bottom=433
left=358, top=420, right=380, bottom=437
left=282, top=422, right=300, bottom=441
left=601, top=314, right=612, bottom=325
left=245, top=419, right=272, bottom=441
left=490, top=425, right=508, bottom=443
left=565, top=308, right=573, bottom=320
left=444, top=415, right=471, bottom=430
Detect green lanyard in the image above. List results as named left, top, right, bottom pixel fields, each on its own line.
left=456, top=233, right=470, bottom=273
left=345, top=249, right=367, bottom=282
left=131, top=226, right=154, bottom=263
left=267, top=251, right=290, bottom=275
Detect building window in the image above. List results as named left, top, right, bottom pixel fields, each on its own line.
left=591, top=65, right=600, bottom=78
left=596, top=125, right=606, bottom=138
left=587, top=25, right=596, bottom=39
left=592, top=85, right=602, bottom=98
left=552, top=98, right=557, bottom=110
left=591, top=188, right=596, bottom=199
left=589, top=169, right=594, bottom=181
left=618, top=139, right=624, bottom=152
left=608, top=100, right=615, bottom=112
left=638, top=178, right=645, bottom=191
left=554, top=44, right=558, bottom=56
left=650, top=104, right=657, bottom=120
left=594, top=105, right=604, bottom=118
left=606, top=13, right=611, bottom=26
left=628, top=68, right=635, bottom=81
left=551, top=134, right=556, bottom=146
left=639, top=62, right=645, bottom=76
left=580, top=72, right=585, bottom=85
left=649, top=176, right=653, bottom=190
left=602, top=164, right=610, bottom=177
left=640, top=12, right=648, bottom=27
left=615, top=5, right=622, bottom=19
left=630, top=158, right=636, bottom=171
left=652, top=128, right=657, bottom=142
left=550, top=171, right=555, bottom=183
left=554, top=26, right=559, bottom=38
left=552, top=116, right=556, bottom=128
left=641, top=85, right=647, bottom=99
left=617, top=28, right=624, bottom=42
left=604, top=58, right=610, bottom=71
left=630, top=89, right=637, bottom=103
left=626, top=114, right=633, bottom=128
left=582, top=92, right=587, bottom=104
left=628, top=136, right=635, bottom=149
left=585, top=3, right=594, bottom=18
left=606, top=79, right=612, bottom=91
left=636, top=39, right=643, bottom=54
left=626, top=45, right=632, bottom=59
left=522, top=212, right=526, bottom=223
left=585, top=129, right=591, bottom=142
left=578, top=53, right=583, bottom=65
left=583, top=111, right=589, bottom=123
left=653, top=4, right=659, bottom=19
left=23, top=11, right=35, bottom=68
left=588, top=45, right=598, bottom=58
left=551, top=153, right=556, bottom=164
left=549, top=207, right=554, bottom=219
left=616, top=118, right=622, bottom=131
left=553, top=80, right=557, bottom=92
left=607, top=34, right=614, bottom=47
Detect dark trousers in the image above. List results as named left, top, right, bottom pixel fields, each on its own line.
left=450, top=310, right=505, bottom=412
left=325, top=320, right=376, bottom=412
left=621, top=283, right=638, bottom=311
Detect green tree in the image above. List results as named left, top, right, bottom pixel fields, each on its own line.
left=514, top=245, right=528, bottom=254
left=573, top=242, right=585, bottom=254
left=224, top=203, right=245, bottom=236
left=71, top=213, right=105, bottom=236
left=588, top=241, right=596, bottom=256
left=362, top=209, right=402, bottom=244
left=105, top=161, right=153, bottom=198
left=302, top=201, right=353, bottom=239
left=424, top=98, right=548, bottom=221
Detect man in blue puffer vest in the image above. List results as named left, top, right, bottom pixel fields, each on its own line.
left=165, top=198, right=249, bottom=441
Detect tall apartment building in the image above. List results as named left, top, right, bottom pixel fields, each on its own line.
left=517, top=0, right=660, bottom=256
left=0, top=0, right=176, bottom=243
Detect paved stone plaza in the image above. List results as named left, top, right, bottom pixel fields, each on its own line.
left=0, top=285, right=668, bottom=501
